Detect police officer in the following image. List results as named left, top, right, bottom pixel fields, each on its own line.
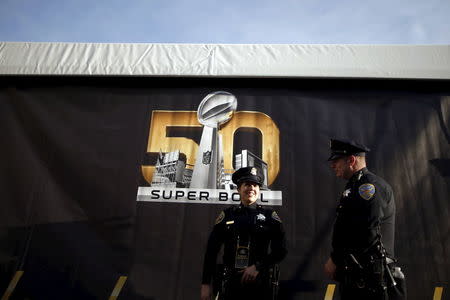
left=324, top=139, right=406, bottom=300
left=200, top=167, right=287, bottom=300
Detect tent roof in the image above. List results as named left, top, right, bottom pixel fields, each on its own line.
left=1, top=42, right=449, bottom=79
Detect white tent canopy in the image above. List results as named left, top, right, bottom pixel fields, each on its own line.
left=1, top=42, right=450, bottom=79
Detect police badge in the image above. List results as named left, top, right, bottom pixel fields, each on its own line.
left=359, top=183, right=376, bottom=200
left=343, top=188, right=351, bottom=197
left=256, top=213, right=266, bottom=221
left=235, top=237, right=250, bottom=269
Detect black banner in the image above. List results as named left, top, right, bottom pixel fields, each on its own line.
left=0, top=76, right=449, bottom=300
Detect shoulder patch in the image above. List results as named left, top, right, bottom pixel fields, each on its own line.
left=215, top=211, right=225, bottom=225
left=359, top=183, right=376, bottom=200
left=271, top=211, right=282, bottom=223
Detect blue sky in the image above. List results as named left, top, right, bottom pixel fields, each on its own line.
left=0, top=0, right=449, bottom=44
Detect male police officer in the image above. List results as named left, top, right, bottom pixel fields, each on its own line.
left=324, top=139, right=406, bottom=300
left=201, top=167, right=287, bottom=300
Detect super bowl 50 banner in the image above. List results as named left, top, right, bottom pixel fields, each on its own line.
left=0, top=77, right=448, bottom=300
left=137, top=91, right=282, bottom=205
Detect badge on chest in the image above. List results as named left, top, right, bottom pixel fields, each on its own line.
left=342, top=188, right=351, bottom=197
left=256, top=213, right=266, bottom=221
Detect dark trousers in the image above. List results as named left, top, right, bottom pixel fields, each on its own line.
left=339, top=284, right=387, bottom=300
left=221, top=273, right=271, bottom=300
left=339, top=280, right=406, bottom=300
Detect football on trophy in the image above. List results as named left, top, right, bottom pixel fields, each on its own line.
left=197, top=91, right=238, bottom=127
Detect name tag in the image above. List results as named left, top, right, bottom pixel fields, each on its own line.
left=235, top=245, right=249, bottom=269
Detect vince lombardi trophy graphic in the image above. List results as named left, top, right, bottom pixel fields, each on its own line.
left=190, top=91, right=237, bottom=189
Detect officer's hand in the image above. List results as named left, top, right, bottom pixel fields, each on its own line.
left=324, top=257, right=336, bottom=280
left=239, top=264, right=259, bottom=284
left=200, top=284, right=211, bottom=300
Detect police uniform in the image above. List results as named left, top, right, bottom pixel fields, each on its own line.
left=201, top=167, right=287, bottom=300
left=328, top=139, right=406, bottom=300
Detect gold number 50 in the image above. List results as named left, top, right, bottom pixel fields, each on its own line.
left=142, top=111, right=280, bottom=185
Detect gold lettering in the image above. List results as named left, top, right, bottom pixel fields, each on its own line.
left=142, top=111, right=280, bottom=185
left=141, top=111, right=201, bottom=184
left=221, top=111, right=280, bottom=185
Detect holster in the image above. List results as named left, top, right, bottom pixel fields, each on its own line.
left=340, top=254, right=366, bottom=289
left=212, top=264, right=232, bottom=299
left=340, top=251, right=406, bottom=300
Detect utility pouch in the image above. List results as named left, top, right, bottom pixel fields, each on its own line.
left=366, top=256, right=387, bottom=292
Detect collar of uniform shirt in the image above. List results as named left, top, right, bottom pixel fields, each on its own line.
left=240, top=202, right=258, bottom=210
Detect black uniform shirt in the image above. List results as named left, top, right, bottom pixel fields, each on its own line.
left=331, top=167, right=395, bottom=266
left=201, top=203, right=287, bottom=285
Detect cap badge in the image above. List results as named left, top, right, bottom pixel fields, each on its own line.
left=250, top=168, right=257, bottom=176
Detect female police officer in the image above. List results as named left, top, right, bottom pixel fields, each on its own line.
left=200, top=167, right=287, bottom=300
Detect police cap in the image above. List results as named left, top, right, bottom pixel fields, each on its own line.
left=232, top=167, right=264, bottom=186
left=328, top=139, right=370, bottom=161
